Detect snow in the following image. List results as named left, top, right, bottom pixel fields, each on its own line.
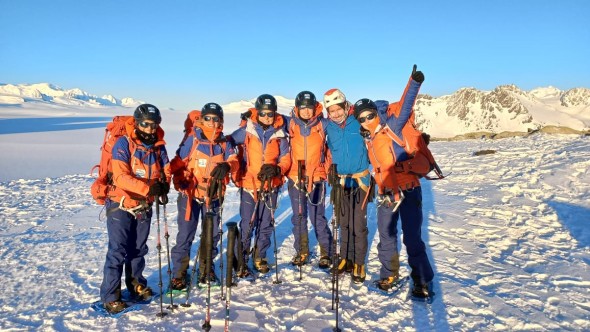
left=1, top=103, right=589, bottom=331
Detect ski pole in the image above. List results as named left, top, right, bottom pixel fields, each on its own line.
left=225, top=222, right=238, bottom=332
left=202, top=212, right=214, bottom=331
left=330, top=164, right=342, bottom=331
left=217, top=179, right=225, bottom=301
left=267, top=177, right=282, bottom=285
left=160, top=170, right=177, bottom=311
left=297, top=160, right=306, bottom=281
left=154, top=198, right=167, bottom=318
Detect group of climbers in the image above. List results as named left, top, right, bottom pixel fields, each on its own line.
left=94, top=65, right=436, bottom=314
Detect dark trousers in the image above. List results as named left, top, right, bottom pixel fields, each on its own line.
left=377, top=186, right=434, bottom=283
left=171, top=194, right=220, bottom=279
left=288, top=180, right=333, bottom=257
left=238, top=189, right=277, bottom=265
left=100, top=200, right=152, bottom=304
left=337, top=187, right=368, bottom=265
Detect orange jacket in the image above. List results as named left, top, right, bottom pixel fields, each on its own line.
left=287, top=103, right=331, bottom=191
left=170, top=120, right=238, bottom=200
left=230, top=108, right=291, bottom=195
left=110, top=118, right=171, bottom=208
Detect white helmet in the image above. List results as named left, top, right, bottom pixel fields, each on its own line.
left=323, top=88, right=347, bottom=109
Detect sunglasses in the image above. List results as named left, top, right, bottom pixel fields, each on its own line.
left=258, top=111, right=275, bottom=118
left=138, top=121, right=159, bottom=129
left=358, top=113, right=377, bottom=124
left=203, top=115, right=221, bottom=123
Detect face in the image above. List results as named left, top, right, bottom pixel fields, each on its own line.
left=357, top=111, right=377, bottom=130
left=258, top=110, right=275, bottom=126
left=298, top=107, right=314, bottom=120
left=137, top=120, right=158, bottom=134
left=327, top=105, right=347, bottom=124
left=202, top=115, right=222, bottom=129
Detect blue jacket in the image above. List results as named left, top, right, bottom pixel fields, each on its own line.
left=322, top=116, right=370, bottom=189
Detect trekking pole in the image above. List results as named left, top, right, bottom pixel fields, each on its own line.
left=217, top=180, right=225, bottom=301
left=297, top=160, right=306, bottom=281
left=267, top=177, right=282, bottom=285
left=160, top=170, right=177, bottom=311
left=225, top=222, right=238, bottom=332
left=329, top=165, right=343, bottom=332
left=247, top=180, right=266, bottom=277
left=202, top=212, right=214, bottom=331
left=154, top=198, right=168, bottom=318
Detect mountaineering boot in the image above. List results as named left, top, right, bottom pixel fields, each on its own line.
left=254, top=258, right=270, bottom=273
left=352, top=264, right=366, bottom=284
left=412, top=281, right=434, bottom=299
left=237, top=266, right=253, bottom=278
left=291, top=253, right=309, bottom=267
left=318, top=256, right=332, bottom=269
left=199, top=270, right=219, bottom=284
left=171, top=277, right=187, bottom=291
left=133, top=284, right=153, bottom=300
left=331, top=258, right=353, bottom=275
left=376, top=275, right=400, bottom=291
left=104, top=300, right=128, bottom=314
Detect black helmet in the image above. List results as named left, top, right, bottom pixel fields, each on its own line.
left=353, top=98, right=377, bottom=119
left=134, top=104, right=162, bottom=124
left=295, top=91, right=317, bottom=109
left=201, top=102, right=224, bottom=119
left=255, top=94, right=277, bottom=112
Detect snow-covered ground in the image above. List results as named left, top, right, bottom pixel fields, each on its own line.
left=1, top=105, right=589, bottom=331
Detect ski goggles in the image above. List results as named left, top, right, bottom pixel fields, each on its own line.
left=357, top=113, right=377, bottom=124
left=203, top=115, right=221, bottom=123
left=258, top=111, right=275, bottom=118
left=138, top=121, right=159, bottom=129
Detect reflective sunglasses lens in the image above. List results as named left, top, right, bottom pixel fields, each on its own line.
left=260, top=112, right=275, bottom=118
left=204, top=116, right=220, bottom=122
left=139, top=121, right=158, bottom=129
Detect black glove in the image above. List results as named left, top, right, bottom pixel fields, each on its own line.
left=360, top=127, right=370, bottom=138
left=258, top=164, right=281, bottom=180
left=148, top=182, right=166, bottom=197
left=159, top=194, right=169, bottom=205
left=328, top=164, right=340, bottom=187
left=411, top=64, right=425, bottom=83
left=240, top=110, right=252, bottom=121
left=210, top=162, right=230, bottom=180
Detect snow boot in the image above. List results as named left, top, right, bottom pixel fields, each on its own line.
left=318, top=256, right=332, bottom=269
left=331, top=258, right=353, bottom=275
left=254, top=258, right=270, bottom=273
left=133, top=284, right=153, bottom=300
left=199, top=270, right=219, bottom=284
left=171, top=277, right=187, bottom=291
left=291, top=253, right=309, bottom=267
left=376, top=275, right=400, bottom=291
left=104, top=300, right=128, bottom=314
left=412, top=281, right=434, bottom=299
left=352, top=264, right=366, bottom=284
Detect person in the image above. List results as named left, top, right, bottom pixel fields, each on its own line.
left=230, top=94, right=291, bottom=276
left=322, top=89, right=372, bottom=284
left=285, top=91, right=333, bottom=268
left=100, top=104, right=171, bottom=314
left=169, top=103, right=238, bottom=290
left=355, top=65, right=435, bottom=299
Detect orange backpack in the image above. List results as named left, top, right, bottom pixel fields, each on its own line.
left=376, top=100, right=445, bottom=180
left=90, top=116, right=136, bottom=204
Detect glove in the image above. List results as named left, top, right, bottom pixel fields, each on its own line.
left=210, top=162, right=230, bottom=180
left=258, top=164, right=281, bottom=180
left=360, top=127, right=370, bottom=138
left=148, top=182, right=166, bottom=197
left=240, top=110, right=252, bottom=121
left=328, top=164, right=340, bottom=187
left=411, top=64, right=425, bottom=83
left=158, top=194, right=169, bottom=205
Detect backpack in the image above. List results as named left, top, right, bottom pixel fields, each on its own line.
left=90, top=116, right=136, bottom=204
left=374, top=100, right=445, bottom=180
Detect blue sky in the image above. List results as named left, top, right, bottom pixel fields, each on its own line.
left=1, top=1, right=589, bottom=111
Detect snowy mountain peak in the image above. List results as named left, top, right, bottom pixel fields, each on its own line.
left=0, top=83, right=143, bottom=107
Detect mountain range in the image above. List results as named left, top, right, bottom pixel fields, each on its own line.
left=1, top=82, right=588, bottom=138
